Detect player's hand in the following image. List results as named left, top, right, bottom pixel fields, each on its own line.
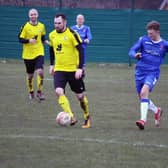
left=84, top=39, right=90, bottom=44
left=29, top=38, right=36, bottom=44
left=135, top=52, right=142, bottom=59
left=49, top=65, right=54, bottom=76
left=75, top=69, right=83, bottom=79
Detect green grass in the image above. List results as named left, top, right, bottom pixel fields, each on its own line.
left=0, top=60, right=168, bottom=168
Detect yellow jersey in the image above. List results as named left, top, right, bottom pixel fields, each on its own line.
left=19, top=22, right=46, bottom=60
left=49, top=28, right=82, bottom=72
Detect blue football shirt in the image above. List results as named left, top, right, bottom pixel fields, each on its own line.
left=71, top=25, right=92, bottom=49
left=129, top=35, right=168, bottom=72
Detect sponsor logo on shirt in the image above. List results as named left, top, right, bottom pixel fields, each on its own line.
left=145, top=41, right=153, bottom=45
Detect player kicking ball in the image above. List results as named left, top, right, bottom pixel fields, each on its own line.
left=129, top=20, right=168, bottom=130
left=49, top=14, right=91, bottom=128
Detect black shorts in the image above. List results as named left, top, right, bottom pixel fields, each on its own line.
left=24, top=56, right=44, bottom=74
left=54, top=71, right=85, bottom=94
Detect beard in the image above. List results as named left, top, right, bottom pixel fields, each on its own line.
left=56, top=26, right=65, bottom=33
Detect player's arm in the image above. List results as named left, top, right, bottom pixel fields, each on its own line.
left=86, top=26, right=92, bottom=41
left=70, top=28, right=84, bottom=78
left=41, top=35, right=50, bottom=45
left=49, top=46, right=55, bottom=65
left=18, top=24, right=28, bottom=43
left=49, top=46, right=55, bottom=76
left=19, top=37, right=29, bottom=43
left=19, top=37, right=37, bottom=44
left=165, top=40, right=168, bottom=52
left=19, top=35, right=37, bottom=44
left=41, top=25, right=50, bottom=45
left=129, top=37, right=142, bottom=59
left=71, top=29, right=84, bottom=78
left=75, top=43, right=84, bottom=79
left=18, top=24, right=37, bottom=44
left=48, top=32, right=54, bottom=75
left=84, top=26, right=92, bottom=44
left=76, top=43, right=84, bottom=69
left=41, top=35, right=46, bottom=43
left=18, top=30, right=29, bottom=44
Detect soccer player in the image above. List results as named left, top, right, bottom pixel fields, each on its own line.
left=49, top=13, right=91, bottom=128
left=18, top=8, right=49, bottom=101
left=71, top=14, right=92, bottom=65
left=129, top=20, right=168, bottom=130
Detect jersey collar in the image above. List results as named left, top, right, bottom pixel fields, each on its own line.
left=29, top=21, right=38, bottom=26
left=76, top=25, right=84, bottom=29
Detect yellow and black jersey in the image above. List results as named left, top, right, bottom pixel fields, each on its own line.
left=49, top=28, right=83, bottom=72
left=18, top=22, right=46, bottom=60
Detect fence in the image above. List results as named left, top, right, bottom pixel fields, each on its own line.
left=0, top=6, right=168, bottom=63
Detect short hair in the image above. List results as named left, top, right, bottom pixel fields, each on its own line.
left=55, top=13, right=67, bottom=20
left=146, top=20, right=160, bottom=31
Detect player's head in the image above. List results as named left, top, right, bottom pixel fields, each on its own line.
left=54, top=13, right=67, bottom=33
left=28, top=8, right=38, bottom=24
left=146, top=20, right=160, bottom=40
left=76, top=14, right=85, bottom=27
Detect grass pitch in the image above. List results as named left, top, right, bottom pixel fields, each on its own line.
left=0, top=60, right=168, bottom=168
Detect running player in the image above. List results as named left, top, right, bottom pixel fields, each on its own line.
left=49, top=13, right=91, bottom=128
left=71, top=14, right=92, bottom=66
left=129, top=20, right=168, bottom=130
left=18, top=8, right=49, bottom=101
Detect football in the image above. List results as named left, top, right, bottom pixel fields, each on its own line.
left=56, top=112, right=71, bottom=126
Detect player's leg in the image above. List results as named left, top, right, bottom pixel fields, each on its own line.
left=76, top=93, right=91, bottom=128
left=68, top=73, right=91, bottom=128
left=24, top=59, right=35, bottom=100
left=135, top=83, right=150, bottom=130
left=35, top=56, right=45, bottom=100
left=136, top=74, right=162, bottom=129
left=27, top=74, right=34, bottom=100
left=54, top=72, right=77, bottom=125
left=135, top=74, right=149, bottom=130
left=148, top=99, right=162, bottom=126
left=146, top=75, right=162, bottom=126
left=139, top=84, right=150, bottom=122
left=148, top=99, right=158, bottom=113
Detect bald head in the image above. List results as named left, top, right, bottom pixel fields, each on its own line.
left=29, top=8, right=38, bottom=17
left=28, top=8, right=38, bottom=24
left=76, top=14, right=85, bottom=27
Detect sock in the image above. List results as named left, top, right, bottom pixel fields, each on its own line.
left=80, top=96, right=90, bottom=120
left=148, top=99, right=157, bottom=114
left=27, top=77, right=34, bottom=93
left=140, top=98, right=149, bottom=122
left=58, top=95, right=74, bottom=118
left=37, top=74, right=43, bottom=92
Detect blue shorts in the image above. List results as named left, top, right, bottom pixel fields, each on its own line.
left=135, top=72, right=159, bottom=94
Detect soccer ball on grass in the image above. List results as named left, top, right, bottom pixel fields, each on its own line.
left=56, top=112, right=71, bottom=126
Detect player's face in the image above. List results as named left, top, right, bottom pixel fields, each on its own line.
left=54, top=17, right=66, bottom=33
left=76, top=16, right=84, bottom=26
left=29, top=10, right=38, bottom=23
left=147, top=29, right=160, bottom=41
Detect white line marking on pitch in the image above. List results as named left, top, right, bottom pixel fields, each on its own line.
left=0, top=134, right=168, bottom=149
left=44, top=78, right=53, bottom=81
